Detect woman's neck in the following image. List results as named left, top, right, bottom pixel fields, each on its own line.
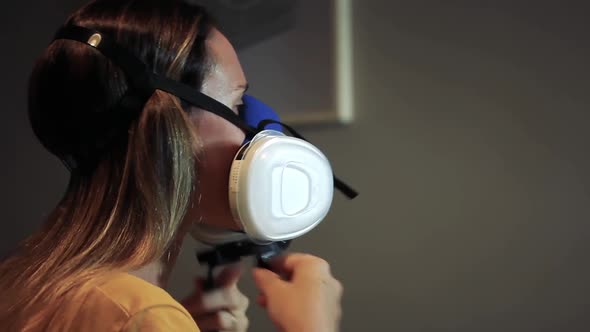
left=128, top=238, right=184, bottom=288
left=128, top=260, right=167, bottom=287
left=128, top=223, right=191, bottom=288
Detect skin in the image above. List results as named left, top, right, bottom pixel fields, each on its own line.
left=185, top=27, right=248, bottom=232
left=130, top=28, right=250, bottom=331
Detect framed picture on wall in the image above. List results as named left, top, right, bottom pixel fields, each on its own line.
left=195, top=0, right=354, bottom=125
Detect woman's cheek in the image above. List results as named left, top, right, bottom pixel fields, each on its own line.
left=193, top=113, right=245, bottom=229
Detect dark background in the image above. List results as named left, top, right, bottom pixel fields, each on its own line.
left=1, top=1, right=589, bottom=331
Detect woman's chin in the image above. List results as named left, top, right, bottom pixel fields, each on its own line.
left=190, top=221, right=247, bottom=245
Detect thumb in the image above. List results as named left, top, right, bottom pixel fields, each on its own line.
left=215, top=264, right=243, bottom=287
left=252, top=267, right=284, bottom=294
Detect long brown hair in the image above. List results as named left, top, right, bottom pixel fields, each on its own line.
left=0, top=0, right=215, bottom=330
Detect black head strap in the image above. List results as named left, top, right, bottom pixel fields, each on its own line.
left=53, top=25, right=256, bottom=136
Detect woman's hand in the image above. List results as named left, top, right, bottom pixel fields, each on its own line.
left=252, top=253, right=343, bottom=332
left=181, top=265, right=249, bottom=332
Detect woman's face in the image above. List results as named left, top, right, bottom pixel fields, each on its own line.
left=185, top=28, right=248, bottom=231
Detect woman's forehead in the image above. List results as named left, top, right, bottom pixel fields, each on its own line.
left=205, top=28, right=247, bottom=88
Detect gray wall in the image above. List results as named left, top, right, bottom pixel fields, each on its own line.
left=1, top=1, right=589, bottom=331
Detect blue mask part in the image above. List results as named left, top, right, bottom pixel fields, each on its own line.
left=239, top=95, right=283, bottom=143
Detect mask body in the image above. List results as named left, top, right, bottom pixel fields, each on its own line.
left=191, top=96, right=334, bottom=244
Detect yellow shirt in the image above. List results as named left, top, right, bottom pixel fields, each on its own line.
left=41, top=272, right=200, bottom=331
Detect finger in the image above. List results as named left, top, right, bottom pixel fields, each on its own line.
left=256, top=294, right=267, bottom=308
left=201, top=287, right=243, bottom=311
left=268, top=253, right=331, bottom=280
left=215, top=264, right=243, bottom=287
left=224, top=311, right=249, bottom=332
left=252, top=267, right=284, bottom=295
left=195, top=311, right=238, bottom=331
left=237, top=291, right=250, bottom=310
left=185, top=279, right=248, bottom=314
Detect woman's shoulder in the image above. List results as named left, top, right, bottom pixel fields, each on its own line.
left=93, top=272, right=182, bottom=315
left=65, top=272, right=199, bottom=331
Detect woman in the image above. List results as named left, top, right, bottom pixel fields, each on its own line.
left=0, top=0, right=342, bottom=331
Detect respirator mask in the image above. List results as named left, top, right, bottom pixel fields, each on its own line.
left=190, top=95, right=350, bottom=246
left=51, top=25, right=358, bottom=271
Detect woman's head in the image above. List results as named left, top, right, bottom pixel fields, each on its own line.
left=1, top=0, right=247, bottom=329
left=31, top=0, right=214, bottom=171
left=28, top=0, right=248, bottom=261
left=28, top=0, right=218, bottom=264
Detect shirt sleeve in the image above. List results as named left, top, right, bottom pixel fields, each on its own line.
left=122, top=305, right=200, bottom=332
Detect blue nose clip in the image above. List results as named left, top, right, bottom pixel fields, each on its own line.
left=240, top=95, right=283, bottom=143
